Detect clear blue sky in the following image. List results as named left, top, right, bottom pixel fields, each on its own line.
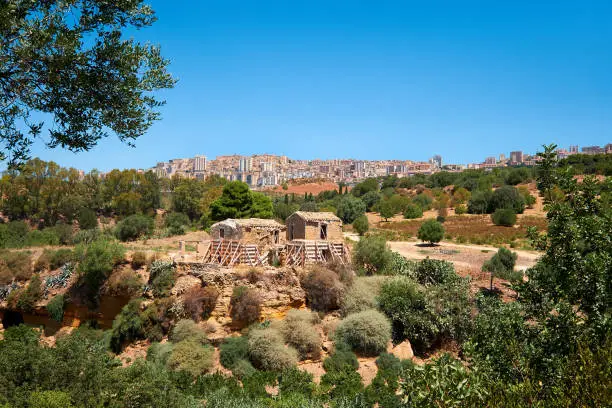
left=31, top=0, right=611, bottom=171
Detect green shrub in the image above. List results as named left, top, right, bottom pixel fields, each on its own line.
left=25, top=228, right=60, bottom=246
left=378, top=276, right=471, bottom=354
left=278, top=367, right=316, bottom=398
left=491, top=208, right=517, bottom=226
left=78, top=239, right=125, bottom=305
left=167, top=339, right=214, bottom=378
left=148, top=260, right=175, bottom=298
left=352, top=235, right=392, bottom=275
left=170, top=319, right=208, bottom=344
left=71, top=228, right=100, bottom=245
left=28, top=390, right=75, bottom=408
left=417, top=219, right=444, bottom=245
left=352, top=214, right=369, bottom=236
left=183, top=285, right=219, bottom=321
left=401, top=354, right=488, bottom=407
left=323, top=344, right=359, bottom=372
left=131, top=251, right=147, bottom=269
left=115, top=214, right=153, bottom=241
left=220, top=336, right=250, bottom=369
left=320, top=367, right=364, bottom=400
left=0, top=221, right=29, bottom=248
left=482, top=247, right=519, bottom=289
left=280, top=309, right=321, bottom=360
left=335, top=309, right=391, bottom=356
left=412, top=194, right=433, bottom=211
left=403, top=204, right=423, bottom=219
left=78, top=207, right=98, bottom=230
left=50, top=223, right=74, bottom=245
left=341, top=276, right=388, bottom=316
left=110, top=299, right=145, bottom=353
left=230, top=286, right=262, bottom=324
left=232, top=359, right=257, bottom=379
left=139, top=298, right=174, bottom=342
left=165, top=212, right=190, bottom=236
left=415, top=258, right=458, bottom=286
left=454, top=204, right=467, bottom=215
left=385, top=251, right=417, bottom=277
left=301, top=266, right=344, bottom=312
left=50, top=248, right=75, bottom=269
left=47, top=294, right=66, bottom=322
left=16, top=273, right=42, bottom=312
left=146, top=341, right=174, bottom=366
left=248, top=327, right=298, bottom=371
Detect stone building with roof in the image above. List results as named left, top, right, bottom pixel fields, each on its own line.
left=285, top=211, right=343, bottom=241
left=209, top=218, right=286, bottom=246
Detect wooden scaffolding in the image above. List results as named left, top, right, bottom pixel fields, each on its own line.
left=283, top=240, right=348, bottom=267
left=201, top=239, right=269, bottom=266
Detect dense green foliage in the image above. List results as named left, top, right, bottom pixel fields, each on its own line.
left=352, top=235, right=392, bottom=275
left=417, top=219, right=444, bottom=245
left=491, top=208, right=517, bottom=226
left=210, top=181, right=273, bottom=221
left=352, top=214, right=369, bottom=235
left=115, top=214, right=154, bottom=241
left=336, top=195, right=366, bottom=224
left=403, top=203, right=423, bottom=219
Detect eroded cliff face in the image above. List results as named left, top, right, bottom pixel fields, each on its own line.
left=176, top=264, right=307, bottom=333
left=1, top=263, right=308, bottom=342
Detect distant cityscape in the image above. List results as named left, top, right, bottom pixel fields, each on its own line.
left=150, top=143, right=611, bottom=188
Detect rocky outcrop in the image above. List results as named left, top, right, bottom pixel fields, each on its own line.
left=179, top=264, right=307, bottom=331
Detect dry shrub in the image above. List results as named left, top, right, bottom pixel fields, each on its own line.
left=280, top=309, right=322, bottom=360
left=230, top=286, right=262, bottom=324
left=131, top=251, right=147, bottom=269
left=170, top=319, right=208, bottom=344
left=248, top=327, right=298, bottom=371
left=341, top=276, right=389, bottom=316
left=34, top=252, right=50, bottom=272
left=301, top=266, right=344, bottom=312
left=106, top=268, right=144, bottom=297
left=327, top=259, right=355, bottom=286
left=183, top=286, right=219, bottom=321
left=34, top=249, right=74, bottom=272
left=167, top=340, right=214, bottom=378
left=246, top=267, right=264, bottom=284
left=335, top=309, right=392, bottom=356
left=0, top=251, right=32, bottom=283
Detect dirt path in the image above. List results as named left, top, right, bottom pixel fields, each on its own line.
left=345, top=233, right=540, bottom=271
left=387, top=241, right=539, bottom=271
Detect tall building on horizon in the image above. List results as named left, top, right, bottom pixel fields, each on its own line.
left=429, top=155, right=442, bottom=168
left=510, top=151, right=524, bottom=163
left=194, top=155, right=207, bottom=172
left=239, top=156, right=253, bottom=172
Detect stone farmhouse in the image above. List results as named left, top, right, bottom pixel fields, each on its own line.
left=188, top=211, right=348, bottom=266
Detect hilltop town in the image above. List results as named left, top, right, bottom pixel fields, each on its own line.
left=151, top=143, right=611, bottom=187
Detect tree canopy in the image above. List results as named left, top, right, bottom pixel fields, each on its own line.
left=0, top=0, right=175, bottom=165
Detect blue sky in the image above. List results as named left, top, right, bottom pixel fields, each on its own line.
left=31, top=0, right=611, bottom=171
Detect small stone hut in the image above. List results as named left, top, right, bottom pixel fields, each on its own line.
left=285, top=211, right=343, bottom=241
left=209, top=218, right=286, bottom=246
